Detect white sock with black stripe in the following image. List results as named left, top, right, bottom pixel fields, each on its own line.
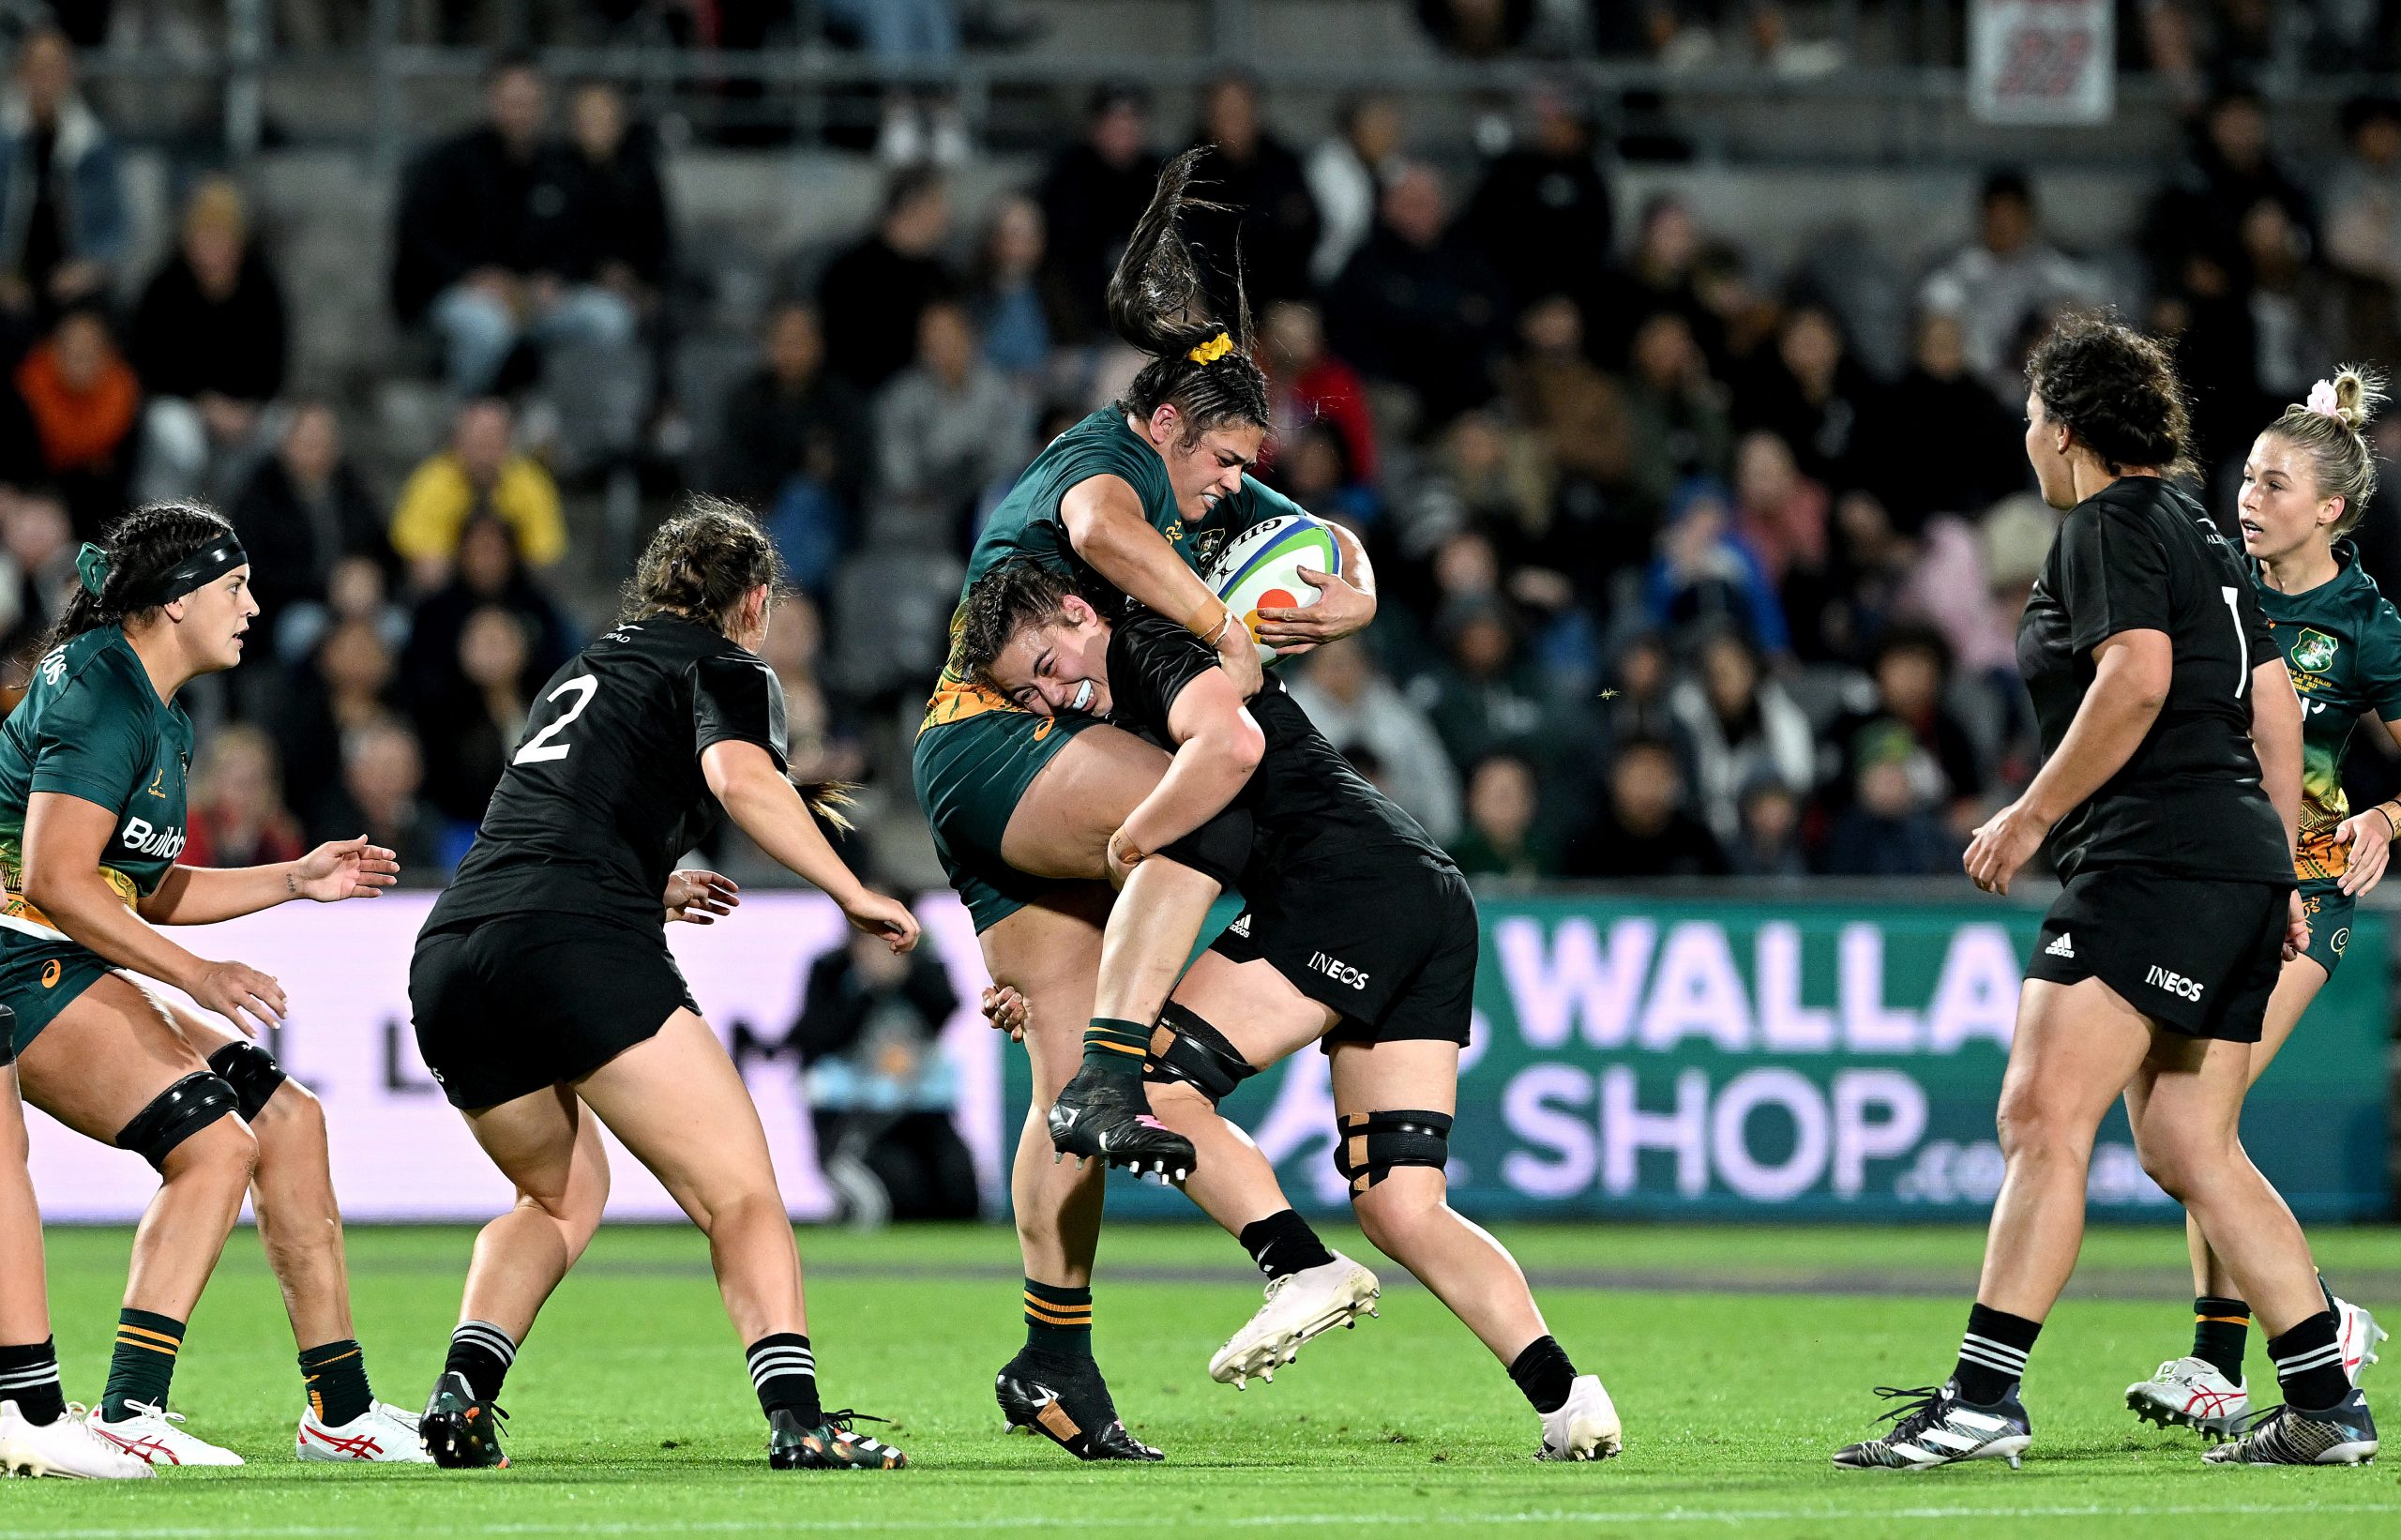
left=2267, top=1311, right=2350, bottom=1412
left=746, top=1333, right=820, bottom=1423
left=1954, top=1303, right=2040, bottom=1405
left=445, top=1320, right=519, bottom=1403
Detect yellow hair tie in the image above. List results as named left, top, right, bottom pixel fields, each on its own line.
left=1186, top=332, right=1233, bottom=366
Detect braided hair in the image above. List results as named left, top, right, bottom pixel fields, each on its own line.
left=1109, top=148, right=1271, bottom=446
left=39, top=502, right=236, bottom=662
left=621, top=494, right=853, bottom=828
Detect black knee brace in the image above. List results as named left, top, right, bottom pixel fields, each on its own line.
left=1155, top=807, right=1254, bottom=892
left=1335, top=1109, right=1454, bottom=1196
left=114, top=1072, right=240, bottom=1172
left=205, top=1040, right=288, bottom=1121
left=1141, top=1002, right=1257, bottom=1106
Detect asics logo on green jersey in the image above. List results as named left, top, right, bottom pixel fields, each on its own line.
left=119, top=817, right=184, bottom=860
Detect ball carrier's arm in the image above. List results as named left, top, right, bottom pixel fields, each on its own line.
left=1061, top=474, right=1265, bottom=700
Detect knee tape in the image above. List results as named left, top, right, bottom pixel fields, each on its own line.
left=1335, top=1109, right=1454, bottom=1196
left=205, top=1040, right=288, bottom=1122
left=1156, top=807, right=1253, bottom=892
left=1142, top=1002, right=1257, bottom=1106
left=114, top=1072, right=240, bottom=1172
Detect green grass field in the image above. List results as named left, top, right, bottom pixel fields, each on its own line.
left=8, top=1219, right=2401, bottom=1537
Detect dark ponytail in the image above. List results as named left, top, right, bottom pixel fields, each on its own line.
left=622, top=493, right=853, bottom=830
left=1109, top=147, right=1271, bottom=446
left=38, top=501, right=234, bottom=665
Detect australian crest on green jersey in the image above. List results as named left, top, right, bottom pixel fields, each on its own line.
left=0, top=627, right=193, bottom=937
left=2253, top=541, right=2401, bottom=882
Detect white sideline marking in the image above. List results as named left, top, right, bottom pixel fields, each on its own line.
left=40, top=1504, right=2401, bottom=1538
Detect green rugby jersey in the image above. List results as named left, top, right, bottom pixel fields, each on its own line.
left=2255, top=541, right=2401, bottom=883
left=0, top=627, right=193, bottom=937
left=925, top=406, right=1299, bottom=728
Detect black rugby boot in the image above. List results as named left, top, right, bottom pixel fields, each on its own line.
left=420, top=1371, right=508, bottom=1469
left=996, top=1349, right=1163, bottom=1461
left=768, top=1408, right=908, bottom=1470
left=1046, top=1066, right=1195, bottom=1181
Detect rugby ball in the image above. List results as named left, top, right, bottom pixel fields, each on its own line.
left=1204, top=513, right=1343, bottom=666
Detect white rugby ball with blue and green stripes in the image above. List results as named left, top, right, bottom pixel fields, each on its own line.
left=1204, top=513, right=1342, bottom=667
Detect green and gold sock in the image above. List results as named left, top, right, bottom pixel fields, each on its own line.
left=1080, top=1018, right=1151, bottom=1081
left=102, top=1309, right=185, bottom=1421
left=1022, top=1278, right=1094, bottom=1361
left=300, top=1337, right=373, bottom=1426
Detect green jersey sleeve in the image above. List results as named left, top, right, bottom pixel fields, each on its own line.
left=2362, top=596, right=2401, bottom=721
left=29, top=666, right=153, bottom=810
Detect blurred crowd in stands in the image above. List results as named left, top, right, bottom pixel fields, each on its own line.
left=11, top=9, right=2401, bottom=890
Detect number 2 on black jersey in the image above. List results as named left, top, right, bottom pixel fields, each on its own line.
left=515, top=673, right=599, bottom=764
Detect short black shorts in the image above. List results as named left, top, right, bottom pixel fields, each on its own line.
left=1209, top=857, right=1478, bottom=1049
left=410, top=913, right=701, bottom=1110
left=2022, top=868, right=2290, bottom=1043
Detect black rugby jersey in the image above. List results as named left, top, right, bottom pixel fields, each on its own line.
left=427, top=614, right=788, bottom=935
left=1104, top=611, right=1453, bottom=883
left=2016, top=476, right=2290, bottom=883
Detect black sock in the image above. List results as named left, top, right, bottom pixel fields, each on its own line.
left=746, top=1333, right=820, bottom=1423
left=1238, top=1210, right=1336, bottom=1279
left=1954, top=1303, right=2040, bottom=1405
left=2267, top=1310, right=2349, bottom=1412
left=0, top=1337, right=66, bottom=1426
left=300, top=1338, right=373, bottom=1427
left=1022, top=1277, right=1094, bottom=1360
left=2192, top=1297, right=2251, bottom=1381
left=1507, top=1335, right=1578, bottom=1414
left=102, top=1309, right=184, bottom=1420
left=1080, top=1017, right=1151, bottom=1081
left=445, top=1321, right=517, bottom=1403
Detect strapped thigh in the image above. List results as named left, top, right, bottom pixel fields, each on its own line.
left=1142, top=1000, right=1258, bottom=1106
left=114, top=1072, right=240, bottom=1172
left=1334, top=1109, right=1453, bottom=1197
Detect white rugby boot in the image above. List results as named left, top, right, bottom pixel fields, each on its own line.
left=1209, top=1252, right=1381, bottom=1389
left=2336, top=1297, right=2386, bottom=1385
left=1536, top=1374, right=1623, bottom=1462
left=0, top=1400, right=153, bottom=1478
left=296, top=1399, right=434, bottom=1463
left=86, top=1399, right=243, bottom=1466
left=2125, top=1357, right=2249, bottom=1439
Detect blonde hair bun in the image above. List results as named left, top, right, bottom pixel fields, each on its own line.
left=2323, top=366, right=2389, bottom=433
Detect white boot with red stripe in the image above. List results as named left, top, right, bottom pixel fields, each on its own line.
left=296, top=1400, right=433, bottom=1463
left=86, top=1400, right=243, bottom=1466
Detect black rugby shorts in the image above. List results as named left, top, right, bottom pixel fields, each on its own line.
left=2022, top=868, right=2290, bottom=1043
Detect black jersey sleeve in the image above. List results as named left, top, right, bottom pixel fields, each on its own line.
left=690, top=654, right=790, bottom=771
left=1107, top=611, right=1226, bottom=741
left=2059, top=502, right=2175, bottom=656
